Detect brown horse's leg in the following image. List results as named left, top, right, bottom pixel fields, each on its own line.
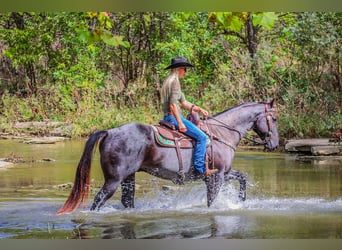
left=90, top=178, right=120, bottom=211
left=121, top=173, right=136, bottom=208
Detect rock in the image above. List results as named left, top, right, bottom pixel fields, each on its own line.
left=311, top=146, right=340, bottom=156
left=0, top=153, right=56, bottom=164
left=11, top=121, right=73, bottom=137
left=54, top=182, right=74, bottom=190
left=285, top=139, right=331, bottom=152
left=0, top=160, right=13, bottom=168
left=0, top=134, right=28, bottom=140
left=23, top=137, right=66, bottom=144
left=13, top=121, right=66, bottom=129
left=50, top=124, right=73, bottom=137
left=285, top=138, right=341, bottom=155
left=40, top=158, right=56, bottom=162
left=0, top=153, right=26, bottom=163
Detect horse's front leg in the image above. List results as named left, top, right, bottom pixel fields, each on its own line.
left=121, top=173, right=136, bottom=208
left=225, top=169, right=247, bottom=201
left=205, top=173, right=223, bottom=207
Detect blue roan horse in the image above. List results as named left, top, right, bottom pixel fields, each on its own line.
left=57, top=100, right=279, bottom=214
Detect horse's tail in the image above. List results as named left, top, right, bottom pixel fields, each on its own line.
left=56, top=130, right=108, bottom=214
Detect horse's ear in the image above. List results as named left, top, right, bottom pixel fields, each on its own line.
left=270, top=98, right=276, bottom=108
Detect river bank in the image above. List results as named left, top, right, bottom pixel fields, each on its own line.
left=1, top=121, right=341, bottom=153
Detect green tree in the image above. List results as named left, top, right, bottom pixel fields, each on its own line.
left=207, top=12, right=280, bottom=98
left=102, top=12, right=168, bottom=106
left=0, top=12, right=340, bottom=139
left=208, top=12, right=278, bottom=58
left=277, top=12, right=341, bottom=137
left=154, top=12, right=229, bottom=105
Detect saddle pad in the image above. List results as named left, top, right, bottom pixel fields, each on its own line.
left=152, top=125, right=211, bottom=149
left=152, top=125, right=194, bottom=148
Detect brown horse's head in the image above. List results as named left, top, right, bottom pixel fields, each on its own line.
left=253, top=99, right=279, bottom=151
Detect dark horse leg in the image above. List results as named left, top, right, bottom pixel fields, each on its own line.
left=121, top=173, right=135, bottom=208
left=225, top=169, right=247, bottom=201
left=205, top=173, right=223, bottom=207
left=90, top=150, right=126, bottom=211
left=91, top=167, right=138, bottom=211
left=90, top=177, right=121, bottom=211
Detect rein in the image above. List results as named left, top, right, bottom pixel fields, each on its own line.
left=203, top=102, right=277, bottom=148
left=206, top=116, right=242, bottom=141
left=203, top=117, right=240, bottom=151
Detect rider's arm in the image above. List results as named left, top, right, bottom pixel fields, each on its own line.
left=180, top=100, right=209, bottom=117
left=170, top=103, right=187, bottom=132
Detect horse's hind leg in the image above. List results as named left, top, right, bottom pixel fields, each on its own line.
left=121, top=173, right=135, bottom=208
left=91, top=178, right=120, bottom=211
left=225, top=169, right=247, bottom=201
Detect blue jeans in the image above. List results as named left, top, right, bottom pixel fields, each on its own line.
left=163, top=114, right=208, bottom=174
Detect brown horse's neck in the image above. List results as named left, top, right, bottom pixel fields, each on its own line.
left=208, top=102, right=265, bottom=146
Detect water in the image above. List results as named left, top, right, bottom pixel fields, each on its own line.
left=0, top=139, right=341, bottom=239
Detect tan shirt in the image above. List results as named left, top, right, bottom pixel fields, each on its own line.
left=161, top=78, right=186, bottom=114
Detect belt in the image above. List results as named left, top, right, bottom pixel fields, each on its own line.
left=164, top=112, right=173, bottom=116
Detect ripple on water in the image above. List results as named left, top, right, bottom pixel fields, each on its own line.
left=1, top=185, right=341, bottom=239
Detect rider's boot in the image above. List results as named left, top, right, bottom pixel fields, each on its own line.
left=204, top=162, right=218, bottom=176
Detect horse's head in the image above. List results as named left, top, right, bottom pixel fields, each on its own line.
left=253, top=99, right=279, bottom=151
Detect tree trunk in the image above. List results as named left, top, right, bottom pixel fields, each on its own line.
left=11, top=12, right=24, bottom=29
left=245, top=13, right=258, bottom=58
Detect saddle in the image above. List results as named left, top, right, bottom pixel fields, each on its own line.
left=151, top=113, right=211, bottom=184
left=152, top=108, right=204, bottom=149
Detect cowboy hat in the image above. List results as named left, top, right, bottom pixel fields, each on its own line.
left=164, top=57, right=194, bottom=70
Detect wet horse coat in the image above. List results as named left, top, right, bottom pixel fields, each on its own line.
left=57, top=100, right=279, bottom=214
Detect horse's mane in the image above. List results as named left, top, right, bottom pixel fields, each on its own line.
left=212, top=102, right=260, bottom=118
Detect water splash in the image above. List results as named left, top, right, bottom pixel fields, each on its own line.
left=93, top=183, right=342, bottom=215
left=1, top=186, right=341, bottom=239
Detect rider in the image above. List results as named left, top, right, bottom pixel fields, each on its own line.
left=161, top=56, right=218, bottom=176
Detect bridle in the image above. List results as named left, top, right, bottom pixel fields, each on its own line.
left=253, top=103, right=278, bottom=145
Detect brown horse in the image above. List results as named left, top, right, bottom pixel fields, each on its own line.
left=57, top=100, right=279, bottom=214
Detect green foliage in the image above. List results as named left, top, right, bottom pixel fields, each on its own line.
left=208, top=12, right=248, bottom=32
left=208, top=12, right=278, bottom=36
left=77, top=12, right=130, bottom=48
left=252, top=12, right=278, bottom=30
left=155, top=12, right=229, bottom=103
left=273, top=13, right=342, bottom=138
left=0, top=12, right=340, bottom=140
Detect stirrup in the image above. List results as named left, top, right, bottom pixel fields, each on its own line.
left=204, top=162, right=218, bottom=176
left=204, top=169, right=218, bottom=176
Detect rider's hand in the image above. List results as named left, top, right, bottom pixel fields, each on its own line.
left=179, top=122, right=187, bottom=132
left=194, top=105, right=209, bottom=118
left=199, top=108, right=209, bottom=118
